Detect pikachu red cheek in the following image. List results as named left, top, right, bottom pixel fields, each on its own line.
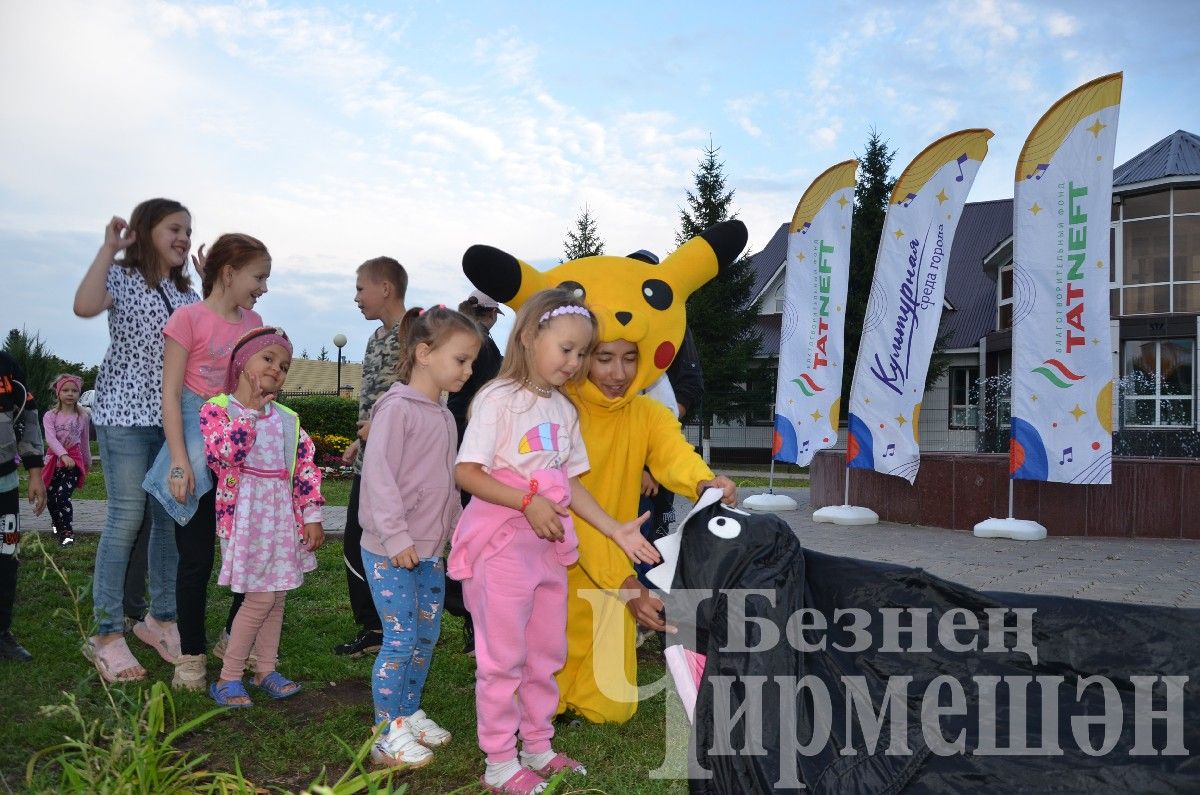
left=654, top=341, right=676, bottom=370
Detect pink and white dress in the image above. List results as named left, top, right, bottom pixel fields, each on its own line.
left=216, top=400, right=317, bottom=594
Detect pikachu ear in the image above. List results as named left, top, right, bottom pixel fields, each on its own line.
left=462, top=245, right=550, bottom=310
left=658, top=220, right=749, bottom=296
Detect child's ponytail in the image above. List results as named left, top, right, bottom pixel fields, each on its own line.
left=396, top=306, right=481, bottom=384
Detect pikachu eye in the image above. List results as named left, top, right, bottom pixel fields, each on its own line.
left=641, top=279, right=673, bottom=311
left=707, top=515, right=742, bottom=539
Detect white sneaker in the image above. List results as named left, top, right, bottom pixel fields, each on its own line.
left=370, top=718, right=434, bottom=768
left=407, top=708, right=452, bottom=747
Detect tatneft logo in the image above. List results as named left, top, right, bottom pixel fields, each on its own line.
left=580, top=588, right=1192, bottom=788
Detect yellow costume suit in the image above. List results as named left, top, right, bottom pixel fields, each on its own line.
left=462, top=219, right=748, bottom=723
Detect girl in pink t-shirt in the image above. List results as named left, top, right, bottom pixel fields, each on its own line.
left=41, top=373, right=91, bottom=546
left=451, top=288, right=659, bottom=794
left=148, top=233, right=268, bottom=691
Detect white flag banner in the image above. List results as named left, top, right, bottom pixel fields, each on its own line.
left=848, top=129, right=993, bottom=483
left=1010, top=73, right=1122, bottom=485
left=772, top=160, right=857, bottom=467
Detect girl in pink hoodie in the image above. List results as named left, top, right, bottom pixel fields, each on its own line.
left=358, top=306, right=483, bottom=770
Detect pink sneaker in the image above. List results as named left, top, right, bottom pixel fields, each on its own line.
left=481, top=767, right=548, bottom=794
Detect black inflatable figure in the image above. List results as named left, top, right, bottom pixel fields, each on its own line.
left=649, top=491, right=1200, bottom=794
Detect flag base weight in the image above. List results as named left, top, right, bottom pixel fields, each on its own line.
left=741, top=493, right=799, bottom=512
left=972, top=517, right=1047, bottom=541
left=812, top=505, right=879, bottom=525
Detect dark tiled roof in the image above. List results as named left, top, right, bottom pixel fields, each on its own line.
left=748, top=222, right=788, bottom=303
left=1114, top=130, right=1200, bottom=187
left=941, top=199, right=1012, bottom=349
left=749, top=201, right=1010, bottom=356
left=756, top=312, right=781, bottom=356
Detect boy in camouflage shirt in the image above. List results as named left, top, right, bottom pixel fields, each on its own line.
left=334, top=257, right=408, bottom=657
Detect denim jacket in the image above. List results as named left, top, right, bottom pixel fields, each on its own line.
left=143, top=387, right=214, bottom=525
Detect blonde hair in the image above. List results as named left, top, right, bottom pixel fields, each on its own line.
left=358, top=256, right=409, bottom=300
left=395, top=306, right=481, bottom=384
left=494, top=288, right=598, bottom=388
left=49, top=373, right=85, bottom=414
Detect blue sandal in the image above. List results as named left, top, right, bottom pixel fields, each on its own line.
left=253, top=671, right=302, bottom=699
left=209, top=679, right=253, bottom=708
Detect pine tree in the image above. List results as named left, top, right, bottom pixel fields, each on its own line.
left=675, top=142, right=761, bottom=427
left=561, top=206, right=606, bottom=262
left=318, top=346, right=330, bottom=362
left=843, top=129, right=897, bottom=407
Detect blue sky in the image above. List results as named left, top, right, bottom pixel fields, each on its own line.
left=3, top=0, right=1198, bottom=366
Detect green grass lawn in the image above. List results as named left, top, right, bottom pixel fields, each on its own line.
left=1, top=535, right=688, bottom=794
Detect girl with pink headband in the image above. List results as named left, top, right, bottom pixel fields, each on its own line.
left=42, top=374, right=90, bottom=546
left=198, top=325, right=325, bottom=707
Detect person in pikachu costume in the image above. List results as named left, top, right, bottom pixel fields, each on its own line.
left=461, top=219, right=746, bottom=723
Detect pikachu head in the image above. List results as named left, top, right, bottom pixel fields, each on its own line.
left=463, top=220, right=747, bottom=404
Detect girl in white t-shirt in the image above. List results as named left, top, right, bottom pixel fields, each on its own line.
left=451, top=288, right=659, bottom=794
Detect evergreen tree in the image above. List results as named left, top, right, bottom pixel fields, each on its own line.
left=561, top=205, right=606, bottom=262
left=675, top=142, right=761, bottom=427
left=4, top=327, right=97, bottom=403
left=843, top=129, right=897, bottom=408
left=317, top=346, right=330, bottom=362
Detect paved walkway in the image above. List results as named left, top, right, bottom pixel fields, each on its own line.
left=22, top=487, right=1199, bottom=609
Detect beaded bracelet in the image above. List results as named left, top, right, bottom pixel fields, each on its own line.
left=520, top=478, right=540, bottom=513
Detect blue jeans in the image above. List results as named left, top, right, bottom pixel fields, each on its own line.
left=93, top=425, right=178, bottom=635
left=144, top=387, right=214, bottom=526
left=361, top=549, right=445, bottom=724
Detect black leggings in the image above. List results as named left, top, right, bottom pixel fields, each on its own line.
left=175, top=486, right=242, bottom=656
left=46, top=466, right=79, bottom=531
left=341, top=475, right=382, bottom=631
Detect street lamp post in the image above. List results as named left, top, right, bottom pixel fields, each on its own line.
left=333, top=333, right=347, bottom=395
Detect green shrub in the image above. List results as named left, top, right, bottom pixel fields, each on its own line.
left=280, top=395, right=358, bottom=439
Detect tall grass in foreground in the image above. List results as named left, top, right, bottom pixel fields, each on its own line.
left=19, top=532, right=403, bottom=794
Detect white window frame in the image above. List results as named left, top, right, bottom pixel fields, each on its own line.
left=949, top=366, right=980, bottom=429
left=997, top=263, right=1014, bottom=330
left=1114, top=187, right=1200, bottom=315
left=1121, top=338, right=1195, bottom=429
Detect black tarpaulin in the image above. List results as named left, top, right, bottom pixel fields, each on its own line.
left=651, top=496, right=1200, bottom=794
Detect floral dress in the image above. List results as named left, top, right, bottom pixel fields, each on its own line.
left=205, top=398, right=319, bottom=593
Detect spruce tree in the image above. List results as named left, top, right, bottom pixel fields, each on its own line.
left=675, top=142, right=761, bottom=427
left=561, top=206, right=606, bottom=262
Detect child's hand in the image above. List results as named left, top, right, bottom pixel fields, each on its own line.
left=697, top=475, right=738, bottom=505
left=622, top=575, right=675, bottom=633
left=356, top=420, right=371, bottom=442
left=61, top=456, right=76, bottom=469
left=611, top=511, right=661, bottom=565
left=341, top=439, right=360, bottom=464
left=27, top=473, right=46, bottom=516
left=640, top=471, right=659, bottom=497
left=191, top=243, right=207, bottom=277
left=245, top=373, right=277, bottom=411
left=524, top=495, right=567, bottom=542
left=168, top=458, right=194, bottom=504
left=390, top=546, right=419, bottom=569
left=302, top=522, right=324, bottom=552
left=103, top=216, right=135, bottom=254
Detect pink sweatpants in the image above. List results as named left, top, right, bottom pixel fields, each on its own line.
left=463, top=524, right=567, bottom=763
left=219, top=591, right=285, bottom=681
